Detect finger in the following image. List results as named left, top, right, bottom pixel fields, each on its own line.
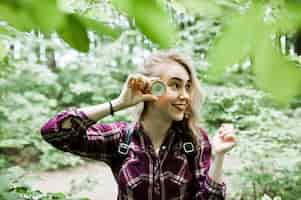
left=128, top=77, right=134, bottom=88
left=224, top=133, right=235, bottom=139
left=136, top=78, right=146, bottom=91
left=224, top=134, right=236, bottom=142
left=139, top=76, right=153, bottom=91
left=223, top=129, right=236, bottom=135
left=218, top=130, right=225, bottom=137
left=142, top=94, right=159, bottom=101
left=133, top=79, right=140, bottom=91
left=223, top=130, right=235, bottom=135
left=132, top=75, right=147, bottom=91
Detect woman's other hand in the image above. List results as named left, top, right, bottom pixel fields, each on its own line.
left=211, top=123, right=238, bottom=156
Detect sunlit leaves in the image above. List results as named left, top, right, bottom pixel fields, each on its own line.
left=0, top=4, right=35, bottom=31
left=254, top=35, right=301, bottom=105
left=111, top=0, right=177, bottom=48
left=276, top=0, right=301, bottom=33
left=0, top=0, right=178, bottom=51
left=77, top=15, right=122, bottom=39
left=58, top=14, right=89, bottom=52
left=206, top=2, right=265, bottom=78
left=132, top=0, right=177, bottom=48
left=110, top=0, right=132, bottom=15
left=0, top=0, right=64, bottom=33
left=206, top=1, right=301, bottom=104
left=0, top=0, right=122, bottom=52
left=26, top=0, right=65, bottom=34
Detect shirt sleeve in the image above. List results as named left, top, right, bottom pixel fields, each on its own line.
left=40, top=107, right=128, bottom=165
left=194, top=127, right=227, bottom=200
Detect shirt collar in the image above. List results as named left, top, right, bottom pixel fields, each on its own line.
left=133, top=121, right=177, bottom=151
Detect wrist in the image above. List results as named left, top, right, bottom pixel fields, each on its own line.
left=212, top=151, right=225, bottom=160
left=111, top=98, right=127, bottom=112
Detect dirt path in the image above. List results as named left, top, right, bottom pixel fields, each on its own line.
left=24, top=156, right=242, bottom=200
left=24, top=161, right=117, bottom=200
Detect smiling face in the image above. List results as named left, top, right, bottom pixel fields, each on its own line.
left=150, top=60, right=192, bottom=121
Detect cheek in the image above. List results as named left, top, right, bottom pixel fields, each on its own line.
left=157, top=96, right=169, bottom=107
left=156, top=93, right=175, bottom=107
left=160, top=90, right=177, bottom=102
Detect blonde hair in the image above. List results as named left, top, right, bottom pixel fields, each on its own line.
left=130, top=50, right=206, bottom=145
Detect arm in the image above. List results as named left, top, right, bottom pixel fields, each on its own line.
left=194, top=128, right=226, bottom=200
left=40, top=99, right=128, bottom=165
left=41, top=74, right=158, bottom=164
left=209, top=154, right=224, bottom=184
left=60, top=98, right=126, bottom=129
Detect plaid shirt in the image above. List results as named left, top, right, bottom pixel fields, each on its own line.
left=40, top=107, right=226, bottom=200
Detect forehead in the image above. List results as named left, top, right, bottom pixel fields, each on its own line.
left=154, top=60, right=191, bottom=82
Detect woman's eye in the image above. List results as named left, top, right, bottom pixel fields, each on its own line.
left=172, top=83, right=180, bottom=89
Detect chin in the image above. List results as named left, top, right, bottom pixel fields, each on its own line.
left=171, top=113, right=185, bottom=121
left=167, top=106, right=185, bottom=121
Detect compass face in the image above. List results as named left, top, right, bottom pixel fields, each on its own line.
left=151, top=81, right=166, bottom=96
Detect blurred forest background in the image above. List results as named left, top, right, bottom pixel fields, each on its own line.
left=0, top=0, right=301, bottom=199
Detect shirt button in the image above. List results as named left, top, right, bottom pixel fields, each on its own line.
left=154, top=183, right=160, bottom=193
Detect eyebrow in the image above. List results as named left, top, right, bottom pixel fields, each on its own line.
left=170, top=77, right=191, bottom=83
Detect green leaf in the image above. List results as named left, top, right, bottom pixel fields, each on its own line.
left=206, top=1, right=301, bottom=104
left=26, top=0, right=65, bottom=34
left=206, top=2, right=266, bottom=81
left=131, top=0, right=177, bottom=48
left=58, top=14, right=89, bottom=52
left=110, top=0, right=132, bottom=15
left=111, top=0, right=177, bottom=48
left=253, top=34, right=301, bottom=105
left=76, top=15, right=122, bottom=39
left=275, top=1, right=301, bottom=33
left=0, top=4, right=35, bottom=31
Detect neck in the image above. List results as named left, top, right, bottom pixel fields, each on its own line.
left=140, top=106, right=173, bottom=148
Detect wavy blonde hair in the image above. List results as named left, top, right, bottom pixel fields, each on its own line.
left=130, top=50, right=205, bottom=145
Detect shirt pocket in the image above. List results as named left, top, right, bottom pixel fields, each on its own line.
left=117, top=151, right=150, bottom=199
left=164, top=152, right=194, bottom=199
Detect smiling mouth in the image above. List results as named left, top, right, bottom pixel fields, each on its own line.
left=173, top=104, right=186, bottom=111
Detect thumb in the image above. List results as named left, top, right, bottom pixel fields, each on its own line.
left=141, top=94, right=159, bottom=101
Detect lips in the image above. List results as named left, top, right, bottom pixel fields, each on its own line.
left=173, top=104, right=187, bottom=111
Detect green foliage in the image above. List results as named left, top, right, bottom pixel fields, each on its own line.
left=202, top=85, right=301, bottom=199
left=111, top=0, right=177, bottom=48
left=0, top=0, right=301, bottom=199
left=0, top=0, right=121, bottom=52
left=254, top=35, right=301, bottom=106
left=57, top=14, right=90, bottom=52
left=206, top=0, right=301, bottom=105
left=0, top=24, right=145, bottom=171
left=239, top=163, right=301, bottom=200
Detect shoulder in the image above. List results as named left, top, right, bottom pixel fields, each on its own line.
left=195, top=125, right=211, bottom=149
left=195, top=126, right=212, bottom=161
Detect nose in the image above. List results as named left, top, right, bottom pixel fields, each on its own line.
left=179, top=88, right=189, bottom=101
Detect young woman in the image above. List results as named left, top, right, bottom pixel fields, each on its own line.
left=40, top=51, right=237, bottom=200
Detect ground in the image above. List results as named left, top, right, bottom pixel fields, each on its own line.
left=24, top=155, right=241, bottom=200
